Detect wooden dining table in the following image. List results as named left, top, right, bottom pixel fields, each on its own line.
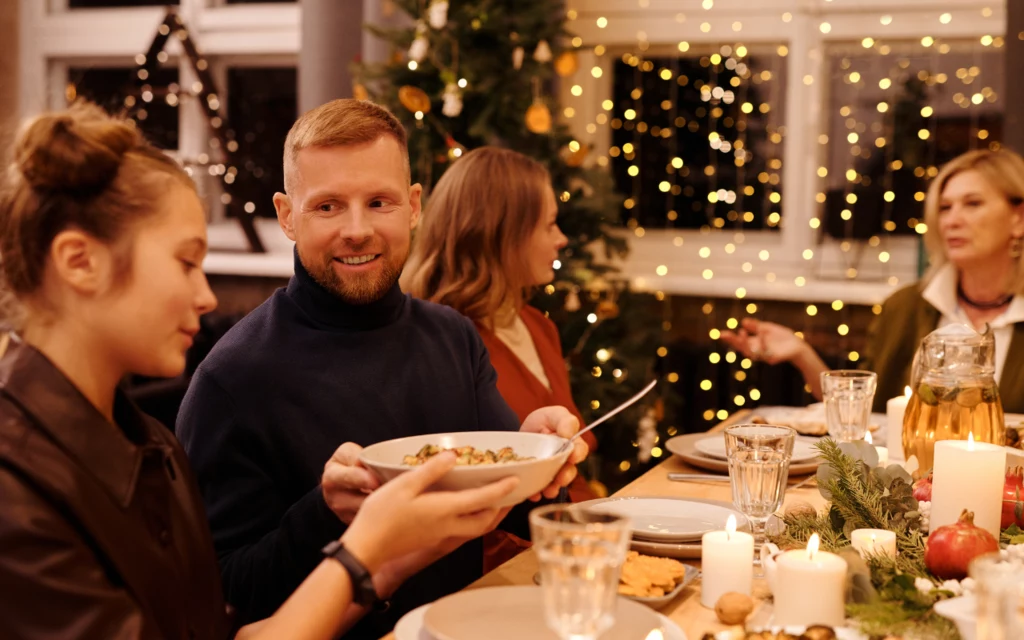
left=381, top=411, right=829, bottom=639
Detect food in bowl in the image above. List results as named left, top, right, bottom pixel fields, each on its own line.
left=617, top=551, right=687, bottom=598
left=359, top=431, right=572, bottom=508
left=402, top=444, right=535, bottom=466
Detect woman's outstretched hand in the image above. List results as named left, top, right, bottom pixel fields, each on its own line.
left=719, top=318, right=810, bottom=365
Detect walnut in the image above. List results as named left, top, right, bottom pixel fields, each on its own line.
left=784, top=499, right=817, bottom=519
left=715, top=591, right=755, bottom=625
left=799, top=625, right=837, bottom=640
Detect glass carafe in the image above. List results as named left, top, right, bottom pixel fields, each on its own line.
left=902, top=323, right=1005, bottom=477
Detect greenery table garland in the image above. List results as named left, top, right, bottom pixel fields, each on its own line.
left=768, top=439, right=1020, bottom=639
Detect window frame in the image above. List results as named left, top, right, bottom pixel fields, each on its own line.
left=563, top=0, right=1005, bottom=304
left=21, top=0, right=1006, bottom=298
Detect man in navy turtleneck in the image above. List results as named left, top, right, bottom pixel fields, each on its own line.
left=176, top=99, right=587, bottom=638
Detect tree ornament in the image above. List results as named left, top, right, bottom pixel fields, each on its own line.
left=352, top=83, right=369, bottom=101
left=596, top=299, right=620, bottom=320
left=637, top=407, right=657, bottom=463
left=525, top=100, right=552, bottom=133
left=398, top=86, right=431, bottom=113
left=512, top=46, right=525, bottom=70
left=564, top=288, right=581, bottom=311
left=427, top=0, right=449, bottom=29
left=444, top=134, right=466, bottom=161
left=408, top=22, right=429, bottom=62
left=442, top=82, right=463, bottom=117
left=565, top=143, right=590, bottom=167
left=568, top=176, right=594, bottom=198
left=533, top=40, right=553, bottom=63
left=409, top=36, right=429, bottom=63
left=554, top=51, right=579, bottom=77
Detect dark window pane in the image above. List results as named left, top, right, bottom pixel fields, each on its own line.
left=821, top=42, right=1004, bottom=239
left=611, top=49, right=788, bottom=231
left=225, top=67, right=296, bottom=219
left=68, top=0, right=178, bottom=6
left=69, top=66, right=179, bottom=150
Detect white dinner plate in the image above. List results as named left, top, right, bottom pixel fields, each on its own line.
left=395, top=585, right=684, bottom=638
left=575, top=496, right=749, bottom=543
left=629, top=537, right=703, bottom=559
left=693, top=435, right=820, bottom=463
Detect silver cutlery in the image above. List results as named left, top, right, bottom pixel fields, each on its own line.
left=667, top=473, right=731, bottom=482
left=555, top=379, right=658, bottom=454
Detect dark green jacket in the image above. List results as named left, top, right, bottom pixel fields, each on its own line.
left=862, top=284, right=1024, bottom=413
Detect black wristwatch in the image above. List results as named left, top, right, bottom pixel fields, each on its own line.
left=321, top=540, right=386, bottom=610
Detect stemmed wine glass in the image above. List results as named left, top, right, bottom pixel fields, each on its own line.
left=724, top=424, right=796, bottom=565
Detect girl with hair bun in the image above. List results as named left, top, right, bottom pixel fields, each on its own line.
left=0, top=102, right=517, bottom=639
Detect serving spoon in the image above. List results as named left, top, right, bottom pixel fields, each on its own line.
left=554, top=379, right=659, bottom=455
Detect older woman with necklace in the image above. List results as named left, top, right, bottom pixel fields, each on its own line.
left=722, top=148, right=1024, bottom=413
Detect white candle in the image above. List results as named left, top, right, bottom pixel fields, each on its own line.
left=773, top=534, right=848, bottom=628
left=850, top=529, right=897, bottom=558
left=700, top=514, right=754, bottom=608
left=885, top=386, right=911, bottom=461
left=931, top=433, right=1006, bottom=538
left=865, top=431, right=888, bottom=467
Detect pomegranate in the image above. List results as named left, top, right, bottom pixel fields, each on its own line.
left=1002, top=466, right=1024, bottom=529
left=925, top=510, right=999, bottom=580
left=913, top=473, right=933, bottom=502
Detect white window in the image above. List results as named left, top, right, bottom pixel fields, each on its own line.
left=22, top=0, right=1008, bottom=291
left=563, top=0, right=1006, bottom=304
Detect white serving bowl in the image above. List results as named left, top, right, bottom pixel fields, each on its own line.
left=933, top=595, right=976, bottom=640
left=359, top=431, right=572, bottom=508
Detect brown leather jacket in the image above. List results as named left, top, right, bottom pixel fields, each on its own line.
left=0, top=338, right=235, bottom=639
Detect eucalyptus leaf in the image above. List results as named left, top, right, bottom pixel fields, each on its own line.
left=840, top=548, right=878, bottom=605
left=829, top=505, right=846, bottom=532
left=839, top=440, right=879, bottom=468
left=817, top=459, right=840, bottom=500
left=885, top=464, right=913, bottom=485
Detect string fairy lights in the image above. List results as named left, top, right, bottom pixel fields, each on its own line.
left=561, top=3, right=1005, bottom=440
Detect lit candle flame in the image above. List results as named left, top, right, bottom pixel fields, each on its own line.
left=870, top=533, right=877, bottom=551
left=644, top=630, right=665, bottom=640
left=968, top=431, right=975, bottom=451
left=807, top=532, right=821, bottom=560
left=865, top=431, right=873, bottom=445
left=726, top=514, right=737, bottom=540
left=904, top=385, right=912, bottom=398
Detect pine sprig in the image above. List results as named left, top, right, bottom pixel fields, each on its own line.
left=766, top=439, right=947, bottom=637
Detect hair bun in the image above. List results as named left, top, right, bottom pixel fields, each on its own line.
left=15, top=102, right=141, bottom=194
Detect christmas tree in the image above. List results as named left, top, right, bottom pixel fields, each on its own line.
left=358, top=0, right=674, bottom=491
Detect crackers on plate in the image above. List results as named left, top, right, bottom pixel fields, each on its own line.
left=617, top=551, right=688, bottom=598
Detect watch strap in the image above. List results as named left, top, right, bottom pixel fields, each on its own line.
left=322, top=540, right=381, bottom=608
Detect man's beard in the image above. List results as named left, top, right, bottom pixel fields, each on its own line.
left=306, top=249, right=403, bottom=305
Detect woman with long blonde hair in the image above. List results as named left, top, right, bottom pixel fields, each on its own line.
left=721, top=148, right=1024, bottom=412
left=402, top=146, right=597, bottom=567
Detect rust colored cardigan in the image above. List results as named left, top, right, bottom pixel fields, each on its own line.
left=476, top=306, right=598, bottom=572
